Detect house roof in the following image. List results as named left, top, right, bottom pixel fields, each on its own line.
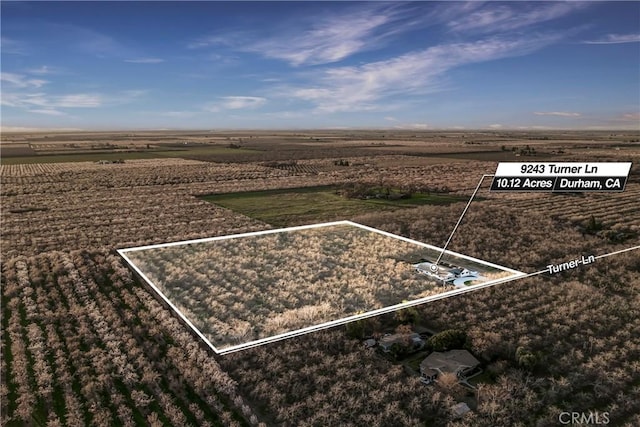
left=420, top=349, right=480, bottom=374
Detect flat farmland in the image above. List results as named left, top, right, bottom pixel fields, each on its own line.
left=0, top=145, right=260, bottom=164
left=2, top=130, right=640, bottom=426
left=200, top=185, right=468, bottom=226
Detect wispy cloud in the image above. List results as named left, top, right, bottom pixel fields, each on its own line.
left=2, top=90, right=145, bottom=111
left=249, top=7, right=393, bottom=66
left=124, top=58, right=165, bottom=64
left=285, top=34, right=563, bottom=113
left=205, top=96, right=267, bottom=112
left=55, top=94, right=103, bottom=108
left=188, top=1, right=586, bottom=114
left=2, top=92, right=102, bottom=108
left=447, top=2, right=588, bottom=34
left=222, top=96, right=266, bottom=109
left=26, top=65, right=62, bottom=75
left=583, top=33, right=640, bottom=44
left=27, top=109, right=67, bottom=116
left=190, top=3, right=421, bottom=66
left=1, top=72, right=48, bottom=88
left=1, top=37, right=28, bottom=55
left=534, top=111, right=581, bottom=117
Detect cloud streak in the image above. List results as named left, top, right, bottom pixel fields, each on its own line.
left=2, top=90, right=145, bottom=111
left=1, top=37, right=28, bottom=55
left=186, top=2, right=591, bottom=115
left=534, top=111, right=581, bottom=117
left=248, top=5, right=396, bottom=66
left=583, top=33, right=640, bottom=44
left=447, top=2, right=587, bottom=34
left=2, top=92, right=102, bottom=108
left=205, top=96, right=267, bottom=112
left=27, top=108, right=67, bottom=116
left=124, top=58, right=165, bottom=64
left=1, top=72, right=48, bottom=88
left=26, top=66, right=61, bottom=75
left=285, top=34, right=564, bottom=113
left=190, top=3, right=421, bottom=66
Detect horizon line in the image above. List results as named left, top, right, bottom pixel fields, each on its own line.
left=2, top=127, right=639, bottom=134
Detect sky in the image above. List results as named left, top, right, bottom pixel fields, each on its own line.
left=1, top=1, right=639, bottom=131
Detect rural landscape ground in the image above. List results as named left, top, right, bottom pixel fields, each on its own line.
left=1, top=130, right=639, bottom=426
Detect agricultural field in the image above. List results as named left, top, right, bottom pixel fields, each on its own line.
left=121, top=221, right=518, bottom=353
left=1, top=130, right=640, bottom=426
left=200, top=185, right=469, bottom=226
left=0, top=146, right=261, bottom=165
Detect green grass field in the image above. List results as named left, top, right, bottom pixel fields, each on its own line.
left=0, top=146, right=259, bottom=164
left=0, top=151, right=161, bottom=164
left=201, top=186, right=467, bottom=226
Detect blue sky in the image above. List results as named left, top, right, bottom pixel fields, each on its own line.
left=1, top=1, right=639, bottom=131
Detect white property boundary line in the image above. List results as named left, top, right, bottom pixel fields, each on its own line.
left=118, top=220, right=526, bottom=355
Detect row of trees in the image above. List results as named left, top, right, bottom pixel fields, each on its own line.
left=489, top=184, right=640, bottom=232
left=1, top=159, right=296, bottom=196
left=1, top=182, right=270, bottom=258
left=1, top=250, right=262, bottom=426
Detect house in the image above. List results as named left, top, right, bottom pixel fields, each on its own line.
left=420, top=349, right=480, bottom=382
left=379, top=332, right=425, bottom=352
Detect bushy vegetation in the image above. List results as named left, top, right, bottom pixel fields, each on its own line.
left=427, top=329, right=468, bottom=352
